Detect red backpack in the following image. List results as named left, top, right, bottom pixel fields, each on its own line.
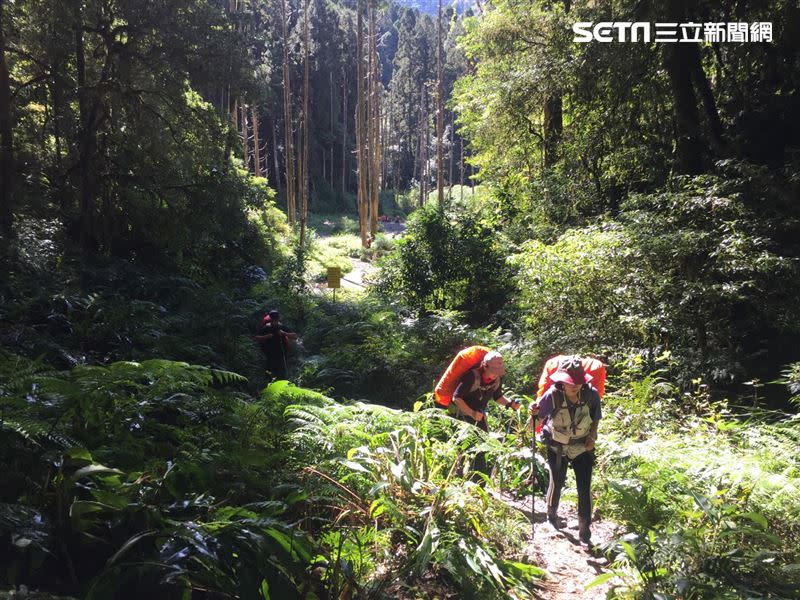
left=260, top=312, right=292, bottom=345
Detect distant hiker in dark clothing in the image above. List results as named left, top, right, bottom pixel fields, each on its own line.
left=529, top=356, right=601, bottom=546
left=254, top=310, right=297, bottom=380
left=449, top=351, right=521, bottom=475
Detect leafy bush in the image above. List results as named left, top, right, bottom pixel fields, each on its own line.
left=0, top=354, right=324, bottom=597
left=510, top=162, right=800, bottom=390
left=283, top=394, right=545, bottom=597
left=297, top=297, right=501, bottom=407
left=374, top=204, right=514, bottom=324
left=596, top=366, right=800, bottom=599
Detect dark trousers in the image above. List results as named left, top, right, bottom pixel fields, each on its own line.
left=546, top=447, right=594, bottom=525
left=264, top=352, right=288, bottom=381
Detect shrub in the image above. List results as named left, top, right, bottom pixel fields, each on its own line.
left=374, top=204, right=514, bottom=324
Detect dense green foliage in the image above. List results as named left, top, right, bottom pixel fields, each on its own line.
left=596, top=358, right=800, bottom=598
left=3, top=0, right=800, bottom=598
left=375, top=203, right=513, bottom=324
left=0, top=355, right=322, bottom=598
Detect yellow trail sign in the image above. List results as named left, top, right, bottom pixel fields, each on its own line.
left=327, top=266, right=342, bottom=289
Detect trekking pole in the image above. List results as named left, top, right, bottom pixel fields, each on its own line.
left=531, top=415, right=536, bottom=540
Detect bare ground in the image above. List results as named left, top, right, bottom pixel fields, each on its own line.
left=499, top=491, right=621, bottom=599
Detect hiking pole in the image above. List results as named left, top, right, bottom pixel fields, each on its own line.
left=531, top=415, right=536, bottom=540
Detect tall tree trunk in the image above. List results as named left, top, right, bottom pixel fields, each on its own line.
left=341, top=67, right=347, bottom=198
left=448, top=115, right=454, bottom=200
left=418, top=84, right=425, bottom=207
left=300, top=0, right=310, bottom=246
left=688, top=43, right=725, bottom=151
left=459, top=134, right=464, bottom=202
left=281, top=0, right=296, bottom=224
left=368, top=0, right=379, bottom=238
left=240, top=102, right=249, bottom=169
left=543, top=95, right=562, bottom=168
left=664, top=43, right=705, bottom=175
left=436, top=0, right=444, bottom=206
left=424, top=87, right=430, bottom=205
left=50, top=72, right=68, bottom=216
left=356, top=0, right=369, bottom=246
left=74, top=0, right=96, bottom=250
left=329, top=70, right=334, bottom=187
left=252, top=107, right=262, bottom=177
left=0, top=0, right=13, bottom=233
left=271, top=103, right=281, bottom=189
left=543, top=0, right=569, bottom=168
left=662, top=0, right=705, bottom=175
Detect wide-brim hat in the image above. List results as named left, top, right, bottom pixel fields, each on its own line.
left=551, top=368, right=592, bottom=386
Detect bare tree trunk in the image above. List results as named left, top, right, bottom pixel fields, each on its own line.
left=300, top=0, right=310, bottom=246
left=422, top=84, right=431, bottom=202
left=0, top=0, right=13, bottom=233
left=417, top=84, right=425, bottom=207
left=74, top=0, right=96, bottom=249
left=543, top=94, right=562, bottom=168
left=688, top=43, right=725, bottom=151
left=281, top=0, right=296, bottom=224
left=459, top=134, right=464, bottom=202
left=448, top=115, right=454, bottom=200
left=664, top=43, right=704, bottom=175
left=341, top=67, right=347, bottom=198
left=663, top=0, right=705, bottom=175
left=329, top=70, right=334, bottom=187
left=368, top=0, right=379, bottom=238
left=240, top=102, right=249, bottom=169
left=356, top=0, right=368, bottom=245
left=436, top=0, right=444, bottom=206
left=419, top=83, right=429, bottom=207
left=252, top=107, right=262, bottom=177
left=272, top=108, right=281, bottom=189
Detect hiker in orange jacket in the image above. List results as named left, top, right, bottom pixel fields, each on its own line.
left=529, top=356, right=602, bottom=546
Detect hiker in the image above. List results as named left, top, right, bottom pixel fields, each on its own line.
left=448, top=350, right=521, bottom=475
left=529, top=355, right=602, bottom=546
left=254, top=309, right=298, bottom=380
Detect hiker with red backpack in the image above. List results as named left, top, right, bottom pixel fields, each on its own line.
left=435, top=347, right=521, bottom=475
left=529, top=355, right=605, bottom=547
left=254, top=309, right=298, bottom=380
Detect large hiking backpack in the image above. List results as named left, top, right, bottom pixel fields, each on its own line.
left=534, top=355, right=605, bottom=433
left=536, top=355, right=606, bottom=399
left=259, top=311, right=292, bottom=347
left=434, top=345, right=491, bottom=407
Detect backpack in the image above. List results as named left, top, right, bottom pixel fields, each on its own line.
left=534, top=355, right=605, bottom=433
left=434, top=345, right=491, bottom=407
left=536, top=355, right=606, bottom=399
left=259, top=312, right=292, bottom=346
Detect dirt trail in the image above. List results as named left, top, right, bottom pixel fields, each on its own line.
left=497, top=492, right=621, bottom=599
left=315, top=220, right=406, bottom=291
left=340, top=257, right=373, bottom=289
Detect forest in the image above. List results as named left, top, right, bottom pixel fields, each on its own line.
left=1, top=0, right=799, bottom=598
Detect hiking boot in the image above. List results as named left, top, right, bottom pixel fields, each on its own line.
left=546, top=512, right=560, bottom=530
left=578, top=518, right=591, bottom=544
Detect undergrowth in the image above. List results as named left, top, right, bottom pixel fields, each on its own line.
left=593, top=358, right=800, bottom=599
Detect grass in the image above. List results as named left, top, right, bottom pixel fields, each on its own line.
left=593, top=386, right=800, bottom=599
